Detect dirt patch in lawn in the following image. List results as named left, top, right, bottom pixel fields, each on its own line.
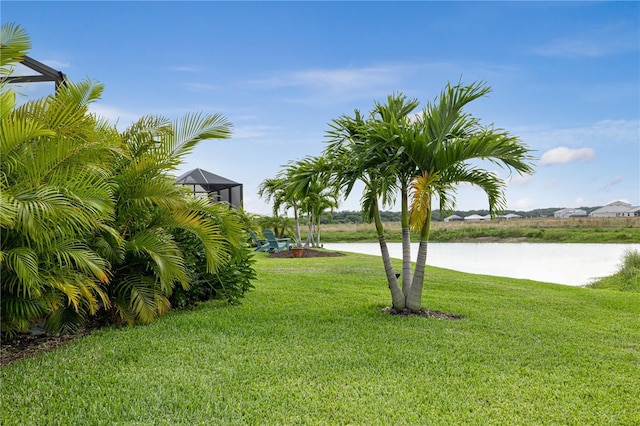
left=1, top=331, right=92, bottom=367
left=382, top=307, right=464, bottom=320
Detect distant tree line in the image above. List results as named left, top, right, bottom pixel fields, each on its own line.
left=322, top=206, right=604, bottom=224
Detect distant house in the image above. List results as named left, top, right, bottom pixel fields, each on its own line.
left=554, top=208, right=587, bottom=218
left=465, top=214, right=489, bottom=221
left=589, top=201, right=638, bottom=218
left=625, top=206, right=640, bottom=217
left=444, top=214, right=464, bottom=222
left=500, top=213, right=522, bottom=220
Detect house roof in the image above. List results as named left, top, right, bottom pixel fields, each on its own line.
left=465, top=214, right=487, bottom=220
left=175, top=168, right=241, bottom=192
left=555, top=208, right=586, bottom=214
left=590, top=201, right=634, bottom=214
left=502, top=213, right=522, bottom=219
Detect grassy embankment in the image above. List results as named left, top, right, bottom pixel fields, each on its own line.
left=2, top=252, right=638, bottom=424
left=320, top=216, right=640, bottom=243
left=589, top=249, right=640, bottom=292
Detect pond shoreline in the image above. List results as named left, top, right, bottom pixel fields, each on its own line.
left=323, top=242, right=640, bottom=287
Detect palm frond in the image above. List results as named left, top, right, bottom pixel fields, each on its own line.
left=125, top=229, right=189, bottom=290
left=112, top=275, right=170, bottom=324
left=409, top=171, right=437, bottom=232
left=168, top=112, right=232, bottom=162
left=0, top=22, right=31, bottom=70
left=442, top=164, right=508, bottom=216
left=0, top=293, right=46, bottom=334
left=2, top=247, right=42, bottom=298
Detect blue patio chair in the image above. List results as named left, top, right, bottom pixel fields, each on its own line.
left=248, top=229, right=270, bottom=252
left=263, top=229, right=291, bottom=253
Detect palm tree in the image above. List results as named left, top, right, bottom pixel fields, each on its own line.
left=258, top=176, right=301, bottom=241
left=1, top=24, right=116, bottom=333
left=286, top=156, right=340, bottom=248
left=367, top=94, right=421, bottom=296
left=102, top=112, right=234, bottom=324
left=1, top=22, right=249, bottom=332
left=324, top=83, right=534, bottom=311
left=324, top=110, right=407, bottom=308
left=401, top=82, right=534, bottom=310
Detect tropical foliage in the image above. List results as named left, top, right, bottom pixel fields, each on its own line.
left=258, top=157, right=339, bottom=248
left=321, top=85, right=534, bottom=311
left=0, top=23, right=254, bottom=335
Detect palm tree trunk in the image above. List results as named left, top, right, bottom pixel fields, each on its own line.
left=400, top=183, right=412, bottom=297
left=293, top=205, right=301, bottom=243
left=406, top=208, right=432, bottom=311
left=372, top=197, right=405, bottom=309
left=305, top=213, right=314, bottom=248
left=316, top=219, right=321, bottom=247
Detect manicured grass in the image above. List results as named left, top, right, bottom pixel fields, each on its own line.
left=2, top=252, right=639, bottom=424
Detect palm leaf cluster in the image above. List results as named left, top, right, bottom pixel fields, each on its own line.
left=322, top=83, right=535, bottom=311
left=258, top=157, right=339, bottom=248
left=1, top=23, right=247, bottom=335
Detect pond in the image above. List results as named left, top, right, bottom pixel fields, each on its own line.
left=322, top=242, right=640, bottom=286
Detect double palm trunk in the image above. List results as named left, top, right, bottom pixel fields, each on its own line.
left=400, top=187, right=413, bottom=297
left=372, top=197, right=405, bottom=309
left=406, top=213, right=432, bottom=311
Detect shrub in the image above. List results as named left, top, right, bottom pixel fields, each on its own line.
left=588, top=249, right=640, bottom=292
left=170, top=230, right=256, bottom=308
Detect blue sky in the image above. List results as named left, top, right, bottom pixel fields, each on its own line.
left=4, top=1, right=639, bottom=214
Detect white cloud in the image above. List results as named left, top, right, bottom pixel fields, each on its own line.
left=518, top=119, right=639, bottom=150
left=250, top=66, right=402, bottom=93
left=172, top=66, right=198, bottom=72
left=512, top=197, right=536, bottom=210
left=88, top=103, right=140, bottom=130
left=40, top=59, right=71, bottom=69
left=600, top=174, right=623, bottom=190
left=573, top=197, right=587, bottom=207
left=232, top=125, right=279, bottom=139
left=539, top=147, right=595, bottom=166
left=184, top=83, right=218, bottom=91
left=532, top=24, right=639, bottom=58
left=507, top=173, right=534, bottom=186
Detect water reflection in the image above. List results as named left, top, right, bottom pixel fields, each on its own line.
left=323, top=242, right=640, bottom=286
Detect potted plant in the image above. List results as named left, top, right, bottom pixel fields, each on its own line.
left=291, top=240, right=305, bottom=258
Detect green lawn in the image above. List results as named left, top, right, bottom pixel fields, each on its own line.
left=2, top=252, right=639, bottom=425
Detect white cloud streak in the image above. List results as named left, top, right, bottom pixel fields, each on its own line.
left=532, top=24, right=639, bottom=58
left=88, top=104, right=140, bottom=130
left=518, top=119, right=639, bottom=150
left=539, top=147, right=595, bottom=166
left=249, top=66, right=403, bottom=92
left=184, top=82, right=219, bottom=91
left=600, top=175, right=623, bottom=190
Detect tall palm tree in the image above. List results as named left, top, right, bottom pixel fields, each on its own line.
left=324, top=110, right=407, bottom=308
left=258, top=176, right=301, bottom=241
left=324, top=83, right=534, bottom=311
left=367, top=94, right=421, bottom=296
left=401, top=82, right=534, bottom=310
left=286, top=156, right=340, bottom=248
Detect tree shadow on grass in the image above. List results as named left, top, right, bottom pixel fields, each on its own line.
left=382, top=307, right=464, bottom=320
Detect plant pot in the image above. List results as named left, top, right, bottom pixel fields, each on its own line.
left=291, top=248, right=304, bottom=258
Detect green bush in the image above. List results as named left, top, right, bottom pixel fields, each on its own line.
left=171, top=230, right=256, bottom=309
